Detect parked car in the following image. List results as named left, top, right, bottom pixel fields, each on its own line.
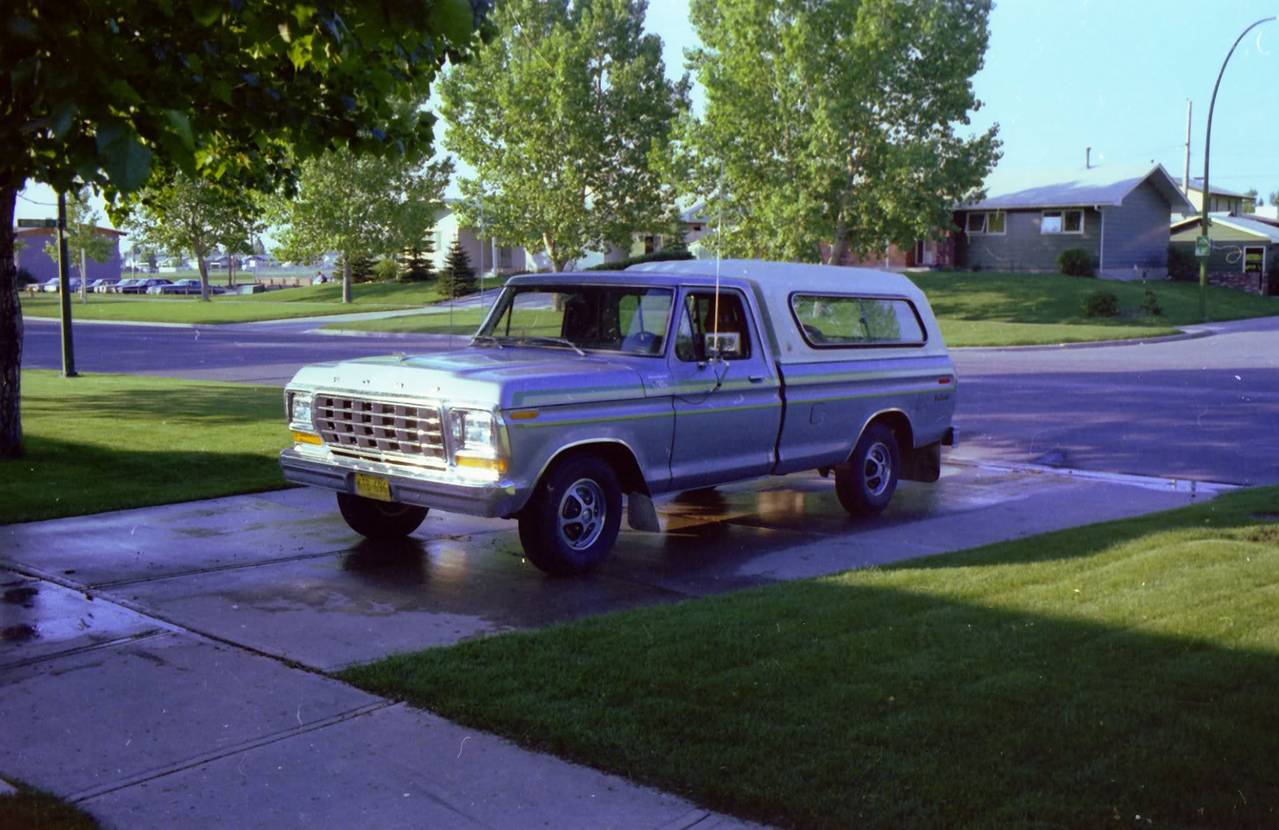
left=150, top=279, right=202, bottom=295
left=123, top=278, right=170, bottom=294
left=39, top=278, right=61, bottom=293
left=88, top=279, right=119, bottom=293
left=280, top=260, right=958, bottom=575
left=109, top=278, right=142, bottom=293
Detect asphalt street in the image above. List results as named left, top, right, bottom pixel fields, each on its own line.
left=20, top=313, right=1279, bottom=484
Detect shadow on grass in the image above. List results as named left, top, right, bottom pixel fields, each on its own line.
left=0, top=435, right=285, bottom=524
left=344, top=556, right=1279, bottom=828
left=20, top=383, right=283, bottom=426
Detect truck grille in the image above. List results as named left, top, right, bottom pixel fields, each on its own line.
left=313, top=394, right=446, bottom=468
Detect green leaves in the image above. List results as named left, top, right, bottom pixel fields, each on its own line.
left=94, top=121, right=153, bottom=193
left=430, top=0, right=477, bottom=45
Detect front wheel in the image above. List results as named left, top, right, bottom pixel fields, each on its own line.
left=518, top=455, right=622, bottom=575
left=337, top=493, right=428, bottom=540
left=835, top=423, right=900, bottom=516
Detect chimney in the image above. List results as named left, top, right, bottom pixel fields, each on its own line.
left=1085, top=146, right=1092, bottom=170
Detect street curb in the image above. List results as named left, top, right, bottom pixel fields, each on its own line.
left=951, top=328, right=1209, bottom=353
left=24, top=316, right=195, bottom=329
left=311, top=328, right=469, bottom=340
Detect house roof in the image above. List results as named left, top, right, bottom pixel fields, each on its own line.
left=1171, top=214, right=1279, bottom=243
left=961, top=163, right=1195, bottom=214
left=1185, top=177, right=1248, bottom=198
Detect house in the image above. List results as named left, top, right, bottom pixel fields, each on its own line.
left=952, top=163, right=1194, bottom=279
left=1170, top=214, right=1278, bottom=295
left=430, top=202, right=528, bottom=276
left=13, top=224, right=124, bottom=282
left=1180, top=178, right=1255, bottom=217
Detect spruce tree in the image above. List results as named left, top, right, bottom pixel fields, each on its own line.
left=442, top=236, right=478, bottom=297
left=339, top=253, right=375, bottom=282
left=399, top=237, right=435, bottom=282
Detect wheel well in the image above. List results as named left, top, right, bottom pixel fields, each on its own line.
left=861, top=411, right=914, bottom=457
left=548, top=442, right=650, bottom=496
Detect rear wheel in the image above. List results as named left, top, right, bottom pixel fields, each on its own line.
left=337, top=493, right=428, bottom=540
left=518, top=455, right=622, bottom=575
left=835, top=423, right=900, bottom=516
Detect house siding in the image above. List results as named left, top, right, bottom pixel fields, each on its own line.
left=955, top=208, right=1101, bottom=272
left=1101, top=179, right=1171, bottom=277
left=14, top=228, right=123, bottom=283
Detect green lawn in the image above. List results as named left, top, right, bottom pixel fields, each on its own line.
left=343, top=485, right=1279, bottom=828
left=0, top=372, right=289, bottom=524
left=19, top=281, right=444, bottom=325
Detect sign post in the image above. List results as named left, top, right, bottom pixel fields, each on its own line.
left=1194, top=235, right=1210, bottom=259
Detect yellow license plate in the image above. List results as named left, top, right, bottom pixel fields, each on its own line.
left=353, top=473, right=392, bottom=502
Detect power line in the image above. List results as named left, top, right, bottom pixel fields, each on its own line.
left=17, top=192, right=58, bottom=208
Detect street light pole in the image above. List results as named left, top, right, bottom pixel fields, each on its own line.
left=1199, top=15, right=1276, bottom=322
left=55, top=191, right=77, bottom=378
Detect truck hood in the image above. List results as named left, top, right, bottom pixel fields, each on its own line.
left=287, top=346, right=651, bottom=410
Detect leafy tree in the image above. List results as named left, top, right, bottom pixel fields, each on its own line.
left=0, top=1, right=489, bottom=458
left=42, top=187, right=114, bottom=304
left=442, top=236, right=477, bottom=297
left=122, top=173, right=262, bottom=300
left=679, top=0, right=1000, bottom=263
left=268, top=148, right=451, bottom=302
left=400, top=238, right=436, bottom=282
left=441, top=0, right=686, bottom=271
left=1269, top=190, right=1279, bottom=209
left=1243, top=188, right=1259, bottom=212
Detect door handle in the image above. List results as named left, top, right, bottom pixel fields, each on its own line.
left=748, top=375, right=765, bottom=384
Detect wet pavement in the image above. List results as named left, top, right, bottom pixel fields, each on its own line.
left=0, top=463, right=1220, bottom=827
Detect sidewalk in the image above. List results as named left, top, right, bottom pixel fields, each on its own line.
left=0, top=568, right=752, bottom=829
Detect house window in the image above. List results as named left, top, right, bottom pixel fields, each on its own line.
left=643, top=235, right=657, bottom=254
left=965, top=211, right=1005, bottom=235
left=1244, top=246, right=1265, bottom=274
left=1042, top=209, right=1084, bottom=234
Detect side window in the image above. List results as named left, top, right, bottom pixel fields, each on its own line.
left=790, top=294, right=925, bottom=347
left=674, top=291, right=752, bottom=362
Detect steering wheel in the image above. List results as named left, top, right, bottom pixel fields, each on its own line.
left=622, top=330, right=660, bottom=354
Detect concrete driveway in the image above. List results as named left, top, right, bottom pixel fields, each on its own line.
left=0, top=460, right=1212, bottom=826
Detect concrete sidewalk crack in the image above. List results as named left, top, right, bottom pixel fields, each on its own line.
left=70, top=700, right=396, bottom=804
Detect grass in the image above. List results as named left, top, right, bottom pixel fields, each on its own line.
left=324, top=304, right=492, bottom=336
left=910, top=271, right=1276, bottom=346
left=0, top=372, right=289, bottom=524
left=19, top=281, right=444, bottom=325
left=0, top=785, right=98, bottom=830
left=343, top=485, right=1279, bottom=828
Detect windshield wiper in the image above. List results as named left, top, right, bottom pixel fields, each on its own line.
left=470, top=334, right=507, bottom=349
left=515, top=335, right=586, bottom=356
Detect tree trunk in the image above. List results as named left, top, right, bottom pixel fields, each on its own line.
left=228, top=256, right=235, bottom=288
left=342, top=259, right=352, bottom=303
left=0, top=186, right=24, bottom=458
left=543, top=233, right=565, bottom=273
left=196, top=254, right=211, bottom=302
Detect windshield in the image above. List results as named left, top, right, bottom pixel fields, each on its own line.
left=478, top=285, right=674, bottom=356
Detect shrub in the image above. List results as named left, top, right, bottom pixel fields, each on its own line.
left=1168, top=245, right=1197, bottom=281
left=584, top=248, right=694, bottom=271
left=1139, top=288, right=1162, bottom=317
left=372, top=257, right=400, bottom=283
left=1057, top=248, right=1095, bottom=277
left=1083, top=290, right=1119, bottom=317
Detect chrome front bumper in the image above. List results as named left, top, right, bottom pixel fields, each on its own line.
left=279, top=448, right=527, bottom=518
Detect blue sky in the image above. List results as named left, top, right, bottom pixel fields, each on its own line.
left=18, top=0, right=1279, bottom=234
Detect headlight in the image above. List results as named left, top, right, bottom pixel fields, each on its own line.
left=288, top=392, right=314, bottom=428
left=448, top=408, right=506, bottom=476
left=448, top=408, right=495, bottom=453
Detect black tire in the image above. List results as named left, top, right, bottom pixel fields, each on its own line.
left=337, top=492, right=428, bottom=540
left=835, top=423, right=900, bottom=516
left=517, top=454, right=622, bottom=575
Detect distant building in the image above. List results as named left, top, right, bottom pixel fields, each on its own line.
left=953, top=163, right=1194, bottom=279
left=431, top=202, right=527, bottom=277
left=1180, top=178, right=1255, bottom=217
left=13, top=225, right=124, bottom=282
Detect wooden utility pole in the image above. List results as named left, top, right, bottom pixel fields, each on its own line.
left=55, top=191, right=77, bottom=377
